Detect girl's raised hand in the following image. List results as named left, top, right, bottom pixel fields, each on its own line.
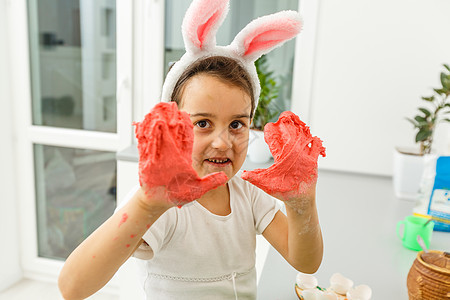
left=242, top=111, right=326, bottom=201
left=134, top=102, right=228, bottom=208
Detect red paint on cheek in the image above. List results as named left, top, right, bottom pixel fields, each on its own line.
left=118, top=213, right=128, bottom=227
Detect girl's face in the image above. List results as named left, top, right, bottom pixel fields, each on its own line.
left=179, top=74, right=252, bottom=180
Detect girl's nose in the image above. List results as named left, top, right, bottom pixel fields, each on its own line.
left=211, top=129, right=232, bottom=150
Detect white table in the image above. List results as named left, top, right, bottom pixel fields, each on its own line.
left=257, top=170, right=449, bottom=299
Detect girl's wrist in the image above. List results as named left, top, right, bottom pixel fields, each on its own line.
left=284, top=188, right=317, bottom=216
left=133, top=187, right=174, bottom=215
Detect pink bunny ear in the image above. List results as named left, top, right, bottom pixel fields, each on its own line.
left=182, top=0, right=230, bottom=53
left=231, top=11, right=302, bottom=62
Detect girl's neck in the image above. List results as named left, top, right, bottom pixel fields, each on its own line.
left=196, top=183, right=231, bottom=216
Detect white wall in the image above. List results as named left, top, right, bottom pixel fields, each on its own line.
left=298, top=0, right=450, bottom=176
left=0, top=0, right=23, bottom=291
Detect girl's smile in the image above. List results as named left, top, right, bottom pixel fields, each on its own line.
left=178, top=74, right=253, bottom=180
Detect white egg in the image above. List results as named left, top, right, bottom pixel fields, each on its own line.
left=296, top=273, right=319, bottom=290
left=302, top=289, right=320, bottom=300
left=316, top=291, right=338, bottom=300
left=346, top=284, right=372, bottom=300
left=329, top=273, right=354, bottom=295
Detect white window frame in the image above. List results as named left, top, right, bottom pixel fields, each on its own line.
left=7, top=0, right=134, bottom=292
left=132, top=0, right=165, bottom=122
left=291, top=0, right=321, bottom=124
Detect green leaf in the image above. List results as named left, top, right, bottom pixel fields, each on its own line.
left=414, top=116, right=427, bottom=122
left=434, top=88, right=446, bottom=95
left=444, top=64, right=450, bottom=72
left=422, top=96, right=435, bottom=102
left=416, top=130, right=433, bottom=143
left=441, top=72, right=448, bottom=89
left=253, top=54, right=281, bottom=128
left=418, top=107, right=431, bottom=117
left=441, top=118, right=450, bottom=123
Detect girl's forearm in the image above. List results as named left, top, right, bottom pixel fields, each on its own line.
left=58, top=188, right=169, bottom=300
left=285, top=192, right=323, bottom=274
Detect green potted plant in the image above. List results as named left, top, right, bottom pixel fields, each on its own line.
left=406, top=64, right=450, bottom=154
left=248, top=55, right=283, bottom=163
left=393, top=64, right=450, bottom=199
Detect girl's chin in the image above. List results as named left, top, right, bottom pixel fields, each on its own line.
left=197, top=164, right=234, bottom=179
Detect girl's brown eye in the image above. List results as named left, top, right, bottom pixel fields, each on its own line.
left=195, top=120, right=210, bottom=128
left=230, top=121, right=243, bottom=130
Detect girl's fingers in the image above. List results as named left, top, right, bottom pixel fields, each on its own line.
left=176, top=122, right=194, bottom=157
left=309, top=136, right=326, bottom=159
left=196, top=172, right=228, bottom=196
left=264, top=124, right=286, bottom=161
left=241, top=167, right=269, bottom=185
left=241, top=168, right=272, bottom=195
left=148, top=121, right=166, bottom=162
left=166, top=171, right=227, bottom=203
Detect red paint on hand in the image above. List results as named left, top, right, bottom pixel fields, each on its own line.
left=242, top=111, right=325, bottom=199
left=134, top=102, right=228, bottom=207
left=118, top=213, right=128, bottom=228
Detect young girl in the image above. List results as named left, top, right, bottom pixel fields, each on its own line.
left=59, top=1, right=325, bottom=299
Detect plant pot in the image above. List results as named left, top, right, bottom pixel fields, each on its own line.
left=248, top=129, right=272, bottom=163
left=393, top=147, right=426, bottom=201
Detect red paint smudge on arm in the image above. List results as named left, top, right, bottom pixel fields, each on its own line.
left=118, top=213, right=128, bottom=228
left=126, top=244, right=130, bottom=248
left=146, top=224, right=151, bottom=229
left=130, top=234, right=135, bottom=238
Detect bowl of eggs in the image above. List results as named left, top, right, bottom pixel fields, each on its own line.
left=295, top=272, right=372, bottom=300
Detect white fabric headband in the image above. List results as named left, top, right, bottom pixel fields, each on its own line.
left=160, top=0, right=303, bottom=115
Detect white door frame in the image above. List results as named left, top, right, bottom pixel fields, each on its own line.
left=7, top=0, right=133, bottom=291
left=132, top=0, right=165, bottom=122
left=291, top=0, right=321, bottom=124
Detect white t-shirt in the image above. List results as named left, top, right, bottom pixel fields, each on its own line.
left=119, top=170, right=280, bottom=299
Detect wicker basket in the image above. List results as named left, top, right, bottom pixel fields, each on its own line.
left=407, top=250, right=450, bottom=299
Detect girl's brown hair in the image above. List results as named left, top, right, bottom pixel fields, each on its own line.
left=170, top=56, right=255, bottom=118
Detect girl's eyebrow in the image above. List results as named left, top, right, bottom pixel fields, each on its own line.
left=232, top=113, right=251, bottom=119
left=190, top=112, right=250, bottom=119
left=189, top=112, right=214, bottom=118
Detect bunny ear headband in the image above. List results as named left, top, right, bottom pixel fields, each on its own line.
left=160, top=0, right=303, bottom=115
